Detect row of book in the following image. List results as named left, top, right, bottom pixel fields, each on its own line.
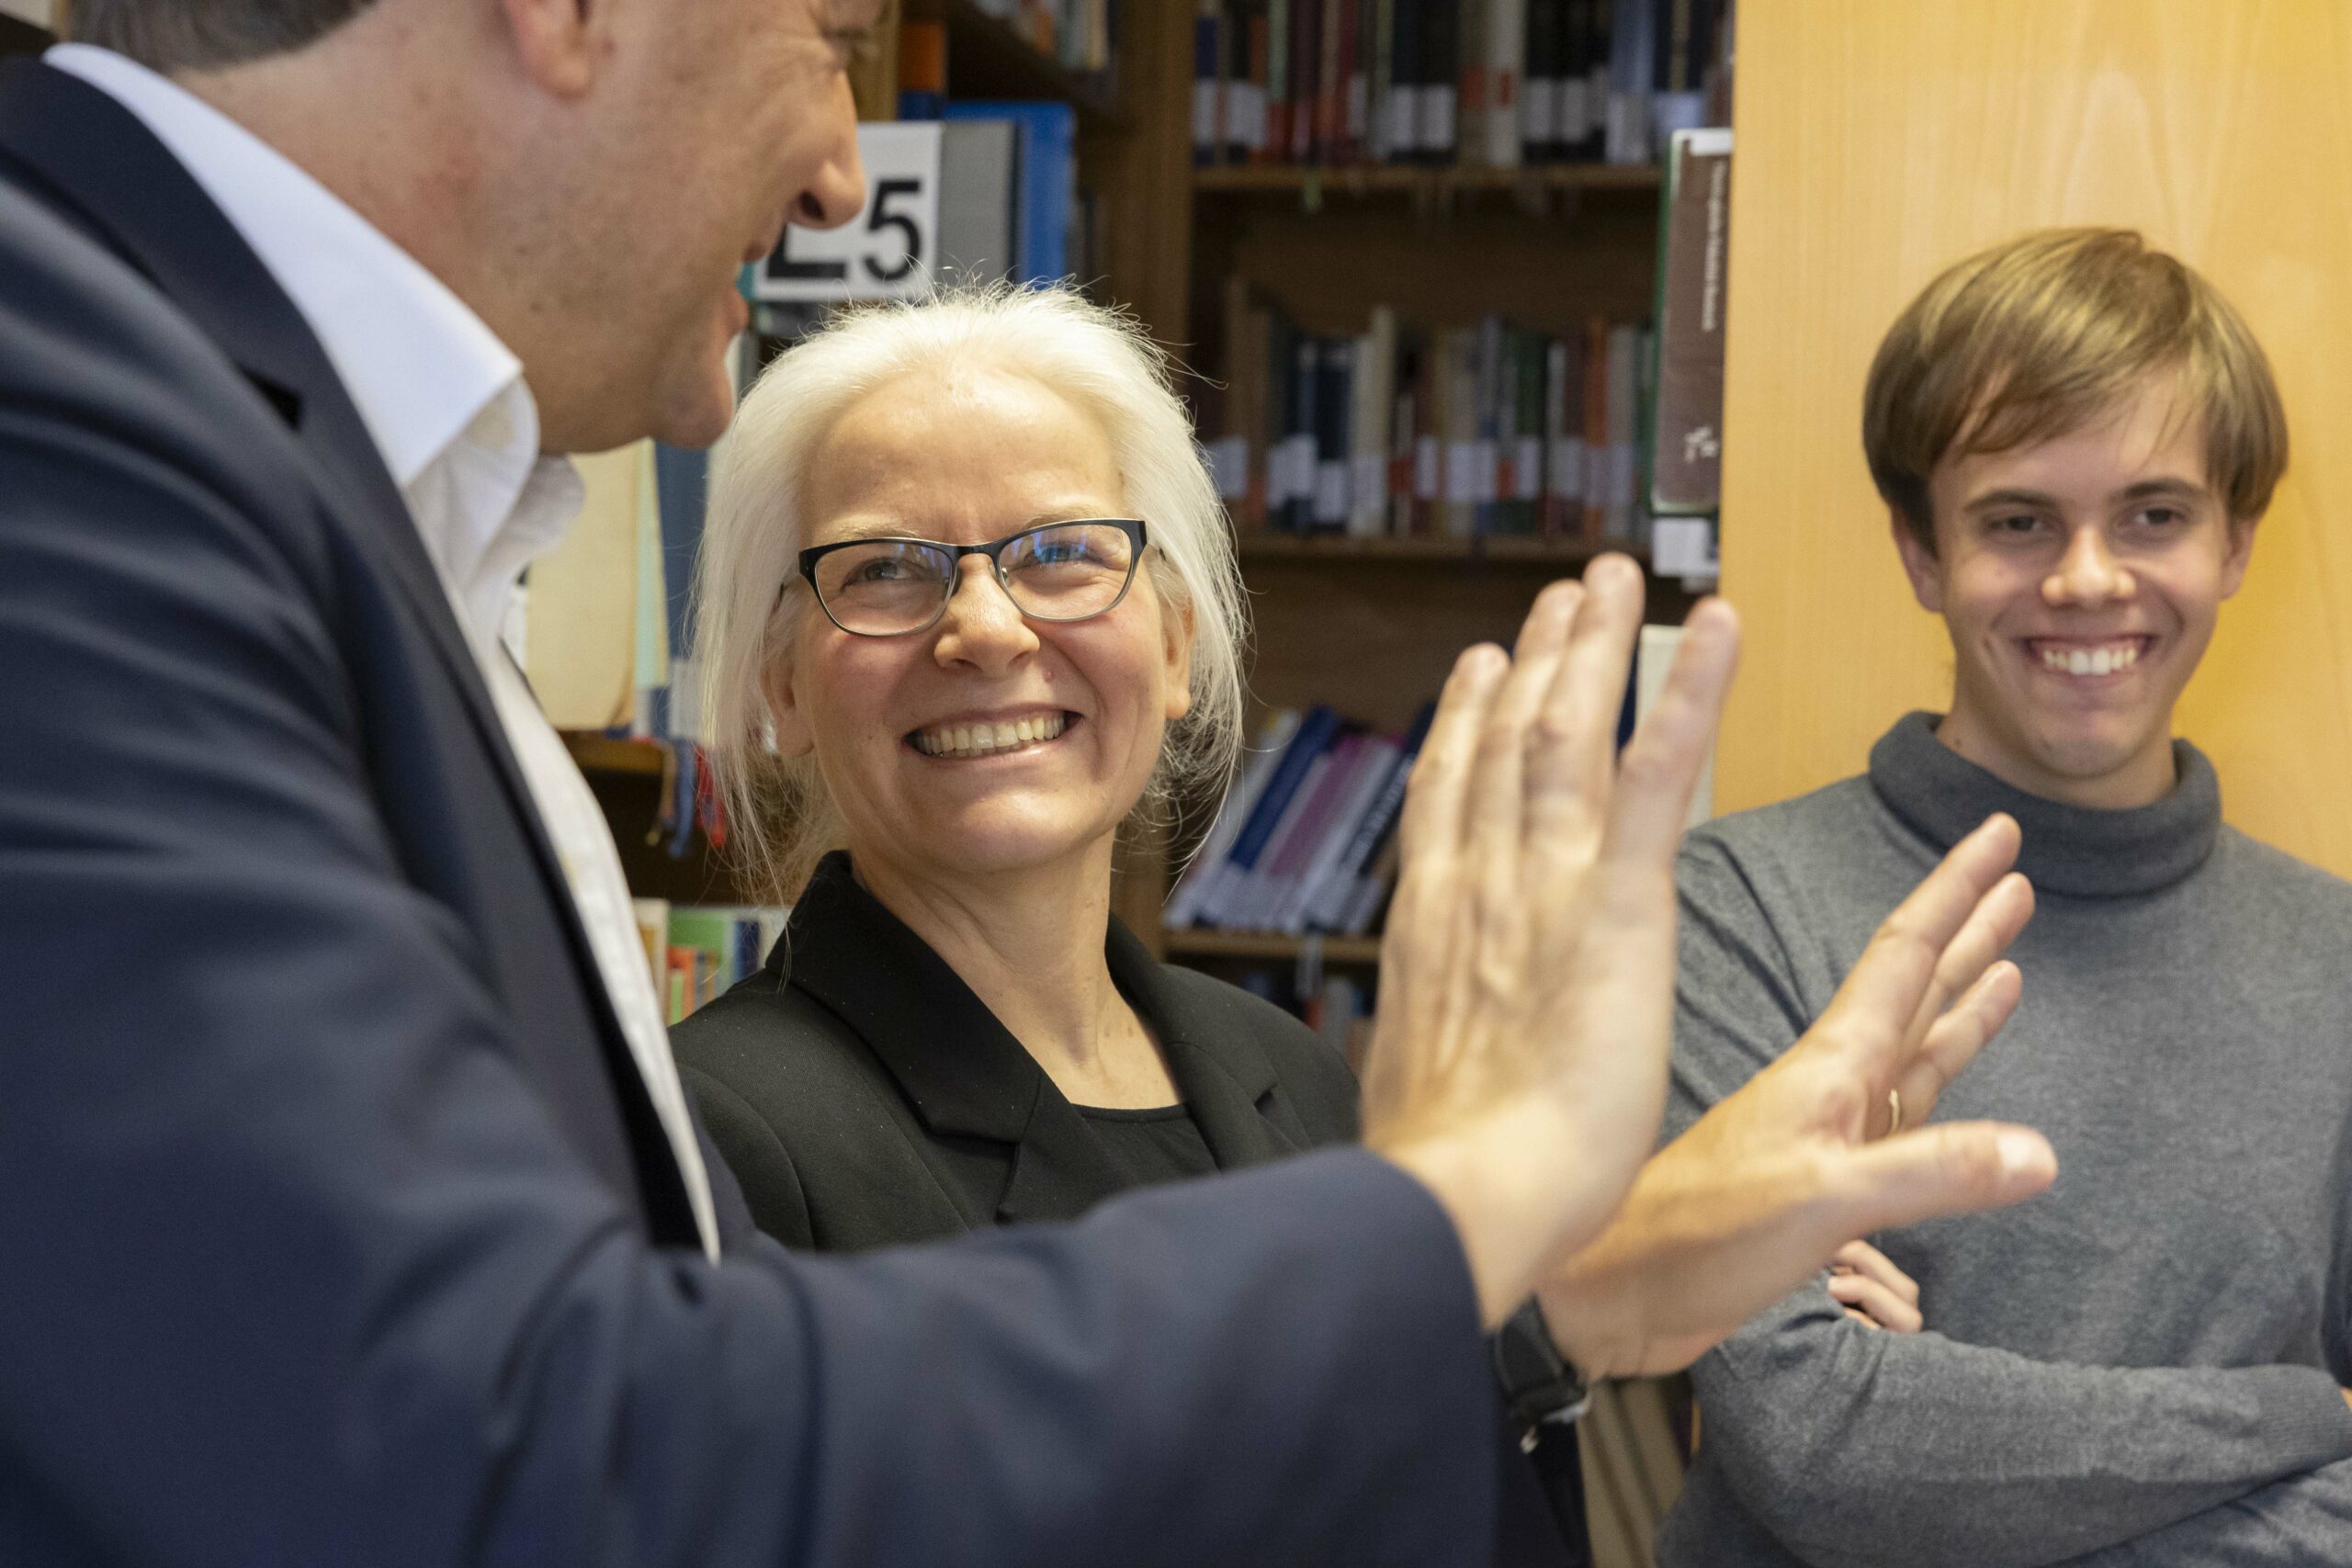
left=632, top=900, right=790, bottom=1026
left=1167, top=704, right=1435, bottom=937
left=964, top=0, right=1116, bottom=74
left=1167, top=624, right=1708, bottom=944
left=1203, top=293, right=1653, bottom=543
left=1190, top=0, right=1729, bottom=171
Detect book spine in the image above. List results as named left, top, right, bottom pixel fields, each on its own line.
left=1165, top=710, right=1303, bottom=927
left=1199, top=707, right=1340, bottom=926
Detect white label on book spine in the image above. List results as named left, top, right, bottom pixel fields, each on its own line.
left=1549, top=437, right=1587, bottom=499
left=1652, top=516, right=1720, bottom=579
left=1444, top=442, right=1480, bottom=505
left=1237, top=84, right=1267, bottom=151
left=1386, top=85, right=1421, bottom=156
left=1475, top=441, right=1500, bottom=504
left=1420, top=85, right=1458, bottom=152
left=1351, top=453, right=1389, bottom=513
left=1193, top=82, right=1218, bottom=150
left=1562, top=79, right=1592, bottom=140
left=1348, top=76, right=1368, bottom=140
left=1282, top=434, right=1317, bottom=505
left=1207, top=435, right=1250, bottom=501
left=1315, top=460, right=1351, bottom=524
left=1415, top=434, right=1441, bottom=499
left=1522, top=80, right=1559, bottom=145
left=1513, top=436, right=1543, bottom=501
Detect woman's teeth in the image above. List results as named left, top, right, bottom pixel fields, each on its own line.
left=2039, top=641, right=2141, bottom=676
left=911, top=712, right=1069, bottom=759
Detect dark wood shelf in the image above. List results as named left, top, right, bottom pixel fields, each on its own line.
left=1235, top=533, right=1646, bottom=565
left=1194, top=162, right=1662, bottom=199
left=935, top=0, right=1125, bottom=130
left=1162, top=929, right=1385, bottom=964
left=563, top=734, right=671, bottom=777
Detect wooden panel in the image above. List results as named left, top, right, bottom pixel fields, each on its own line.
left=1241, top=558, right=1695, bottom=733
left=1717, top=1, right=2352, bottom=877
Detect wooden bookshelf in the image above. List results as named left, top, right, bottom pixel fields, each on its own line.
left=910, top=0, right=1127, bottom=130
left=1160, top=930, right=1384, bottom=964
left=563, top=734, right=669, bottom=777
left=1194, top=162, right=1663, bottom=198
left=1235, top=534, right=1645, bottom=565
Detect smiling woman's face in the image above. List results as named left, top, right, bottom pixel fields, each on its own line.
left=766, top=367, right=1193, bottom=889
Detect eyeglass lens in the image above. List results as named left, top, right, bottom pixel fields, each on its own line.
left=814, top=522, right=1136, bottom=635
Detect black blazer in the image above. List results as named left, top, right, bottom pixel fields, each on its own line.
left=0, top=59, right=1514, bottom=1567
left=678, top=852, right=1362, bottom=1248
left=678, top=854, right=1591, bottom=1566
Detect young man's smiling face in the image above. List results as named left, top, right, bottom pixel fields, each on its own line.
left=1894, top=370, right=2259, bottom=809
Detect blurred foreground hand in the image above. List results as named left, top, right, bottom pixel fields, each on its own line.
left=1361, top=556, right=2056, bottom=1341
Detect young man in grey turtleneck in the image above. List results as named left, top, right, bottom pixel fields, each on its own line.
left=1657, top=229, right=2352, bottom=1566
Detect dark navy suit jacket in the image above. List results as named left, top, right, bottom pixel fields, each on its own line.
left=0, top=60, right=1498, bottom=1566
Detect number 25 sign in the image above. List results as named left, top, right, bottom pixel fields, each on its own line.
left=754, top=122, right=942, bottom=303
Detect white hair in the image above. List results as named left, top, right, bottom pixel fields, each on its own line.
left=695, top=282, right=1249, bottom=904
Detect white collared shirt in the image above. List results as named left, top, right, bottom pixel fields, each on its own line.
left=50, top=43, right=720, bottom=1259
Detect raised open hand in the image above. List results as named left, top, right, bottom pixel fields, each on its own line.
left=1363, top=555, right=1737, bottom=1323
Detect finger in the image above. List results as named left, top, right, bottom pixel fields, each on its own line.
left=1828, top=1239, right=1919, bottom=1304
left=1895, top=872, right=2033, bottom=1066
left=1826, top=1121, right=2056, bottom=1242
left=1468, top=582, right=1586, bottom=935
left=1842, top=1306, right=1883, bottom=1329
left=1398, top=642, right=1510, bottom=866
left=1593, top=595, right=1740, bottom=873
left=1826, top=1273, right=1923, bottom=1333
left=1896, top=960, right=2023, bottom=1122
left=1526, top=556, right=1645, bottom=818
left=1808, top=816, right=2024, bottom=1077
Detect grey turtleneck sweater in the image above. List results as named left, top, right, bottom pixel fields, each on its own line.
left=1657, top=714, right=2352, bottom=1567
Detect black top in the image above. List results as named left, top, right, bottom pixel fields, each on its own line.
left=1076, top=1103, right=1219, bottom=1189
left=675, top=852, right=1589, bottom=1565
left=674, top=851, right=1365, bottom=1249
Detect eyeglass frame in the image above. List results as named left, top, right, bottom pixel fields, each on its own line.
left=791, top=516, right=1152, bottom=638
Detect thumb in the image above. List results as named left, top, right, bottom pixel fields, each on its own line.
left=1824, top=1122, right=2056, bottom=1239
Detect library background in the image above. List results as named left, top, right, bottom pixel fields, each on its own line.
left=549, top=3, right=1733, bottom=1555
left=17, top=0, right=2352, bottom=1562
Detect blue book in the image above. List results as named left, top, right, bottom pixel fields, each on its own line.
left=1200, top=705, right=1341, bottom=925
left=941, top=100, right=1077, bottom=283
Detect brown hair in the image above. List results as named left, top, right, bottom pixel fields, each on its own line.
left=72, top=0, right=377, bottom=71
left=1862, top=228, right=2287, bottom=553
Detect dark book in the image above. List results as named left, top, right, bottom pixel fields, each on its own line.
left=1650, top=128, right=1731, bottom=513
left=1385, top=0, right=1422, bottom=162
left=1290, top=0, right=1322, bottom=163
left=1416, top=0, right=1456, bottom=164
left=1284, top=332, right=1322, bottom=531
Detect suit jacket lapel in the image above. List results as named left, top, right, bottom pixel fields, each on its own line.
left=0, top=62, right=689, bottom=1219
left=781, top=855, right=1310, bottom=1224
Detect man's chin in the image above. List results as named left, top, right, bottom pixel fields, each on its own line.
left=650, top=364, right=741, bottom=451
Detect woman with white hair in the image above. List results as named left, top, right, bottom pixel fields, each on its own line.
left=673, top=283, right=1370, bottom=1249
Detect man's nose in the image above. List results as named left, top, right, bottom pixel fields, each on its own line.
left=2043, top=525, right=2136, bottom=608
left=792, top=74, right=866, bottom=231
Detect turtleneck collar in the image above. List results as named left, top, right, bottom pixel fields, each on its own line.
left=1866, top=712, right=2221, bottom=899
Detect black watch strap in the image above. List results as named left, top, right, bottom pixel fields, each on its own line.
left=1493, top=1296, right=1591, bottom=1441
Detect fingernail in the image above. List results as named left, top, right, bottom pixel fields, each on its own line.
left=1996, top=1130, right=2051, bottom=1179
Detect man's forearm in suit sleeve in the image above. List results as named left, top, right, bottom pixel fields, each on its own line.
left=1675, top=1286, right=2352, bottom=1568
left=0, top=412, right=1498, bottom=1566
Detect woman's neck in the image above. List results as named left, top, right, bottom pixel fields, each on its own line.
left=847, top=840, right=1180, bottom=1109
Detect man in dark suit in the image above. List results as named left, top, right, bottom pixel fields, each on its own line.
left=0, top=3, right=2059, bottom=1563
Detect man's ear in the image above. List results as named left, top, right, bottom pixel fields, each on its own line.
left=2219, top=513, right=2261, bottom=600
left=496, top=0, right=610, bottom=99
left=763, top=654, right=816, bottom=759
left=1890, top=510, right=1947, bottom=614
left=1161, top=591, right=1196, bottom=723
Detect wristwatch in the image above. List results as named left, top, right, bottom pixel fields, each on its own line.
left=1493, top=1296, right=1591, bottom=1450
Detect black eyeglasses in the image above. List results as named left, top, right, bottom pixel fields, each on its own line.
left=796, top=518, right=1149, bottom=638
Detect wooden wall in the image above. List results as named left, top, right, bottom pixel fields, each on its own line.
left=1716, top=0, right=2352, bottom=874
